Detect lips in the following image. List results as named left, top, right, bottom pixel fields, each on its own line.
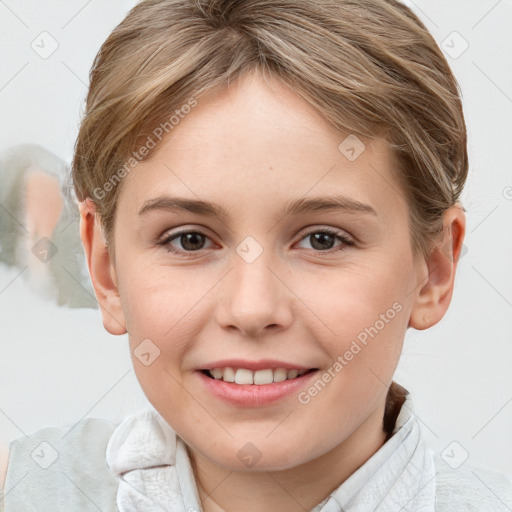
left=200, top=359, right=313, bottom=371
left=196, top=358, right=319, bottom=405
left=197, top=366, right=319, bottom=406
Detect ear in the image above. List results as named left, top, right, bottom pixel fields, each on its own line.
left=79, top=198, right=127, bottom=335
left=409, top=204, right=466, bottom=330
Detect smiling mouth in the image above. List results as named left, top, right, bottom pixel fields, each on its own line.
left=200, top=367, right=318, bottom=385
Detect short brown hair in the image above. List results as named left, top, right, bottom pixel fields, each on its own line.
left=71, top=0, right=468, bottom=259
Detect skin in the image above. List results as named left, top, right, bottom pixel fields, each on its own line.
left=79, top=69, right=465, bottom=512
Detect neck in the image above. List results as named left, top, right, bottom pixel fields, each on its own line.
left=190, top=401, right=390, bottom=512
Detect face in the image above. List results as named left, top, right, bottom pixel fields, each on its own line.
left=108, top=71, right=427, bottom=471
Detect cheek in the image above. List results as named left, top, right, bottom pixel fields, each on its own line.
left=296, top=265, right=410, bottom=414
left=121, top=260, right=207, bottom=340
left=303, top=262, right=407, bottom=348
left=295, top=267, right=407, bottom=426
left=120, top=264, right=222, bottom=411
left=122, top=268, right=200, bottom=412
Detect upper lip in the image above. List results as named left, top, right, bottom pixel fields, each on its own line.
left=199, top=359, right=315, bottom=371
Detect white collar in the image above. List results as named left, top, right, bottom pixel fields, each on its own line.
left=106, top=407, right=200, bottom=512
left=106, top=393, right=435, bottom=512
left=311, top=394, right=436, bottom=511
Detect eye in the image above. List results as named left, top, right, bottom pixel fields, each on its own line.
left=157, top=226, right=354, bottom=257
left=296, top=227, right=354, bottom=253
left=158, top=229, right=214, bottom=256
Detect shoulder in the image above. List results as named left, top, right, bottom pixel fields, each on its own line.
left=432, top=451, right=512, bottom=511
left=3, top=417, right=121, bottom=511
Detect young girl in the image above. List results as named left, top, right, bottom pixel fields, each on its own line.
left=3, top=0, right=512, bottom=510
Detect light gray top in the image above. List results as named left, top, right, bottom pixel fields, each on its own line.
left=2, top=392, right=512, bottom=511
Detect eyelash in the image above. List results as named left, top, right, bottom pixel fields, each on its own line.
left=157, top=227, right=355, bottom=257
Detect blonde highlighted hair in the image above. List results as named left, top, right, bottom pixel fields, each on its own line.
left=72, top=0, right=468, bottom=259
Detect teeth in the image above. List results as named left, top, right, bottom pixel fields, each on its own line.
left=273, top=368, right=287, bottom=382
left=223, top=367, right=235, bottom=383
left=206, top=367, right=310, bottom=384
left=287, top=369, right=298, bottom=379
left=235, top=368, right=253, bottom=385
left=210, top=368, right=223, bottom=380
left=253, top=369, right=273, bottom=385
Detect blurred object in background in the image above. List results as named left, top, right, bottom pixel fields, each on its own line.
left=0, top=144, right=97, bottom=309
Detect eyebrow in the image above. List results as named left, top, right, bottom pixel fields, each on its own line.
left=137, top=195, right=377, bottom=220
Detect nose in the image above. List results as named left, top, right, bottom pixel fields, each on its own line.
left=215, top=249, right=293, bottom=338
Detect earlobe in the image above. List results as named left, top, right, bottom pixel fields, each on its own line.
left=409, top=205, right=466, bottom=331
left=79, top=199, right=127, bottom=335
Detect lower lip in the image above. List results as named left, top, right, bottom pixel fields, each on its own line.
left=197, top=370, right=318, bottom=407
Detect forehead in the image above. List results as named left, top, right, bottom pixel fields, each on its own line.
left=117, top=72, right=408, bottom=224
